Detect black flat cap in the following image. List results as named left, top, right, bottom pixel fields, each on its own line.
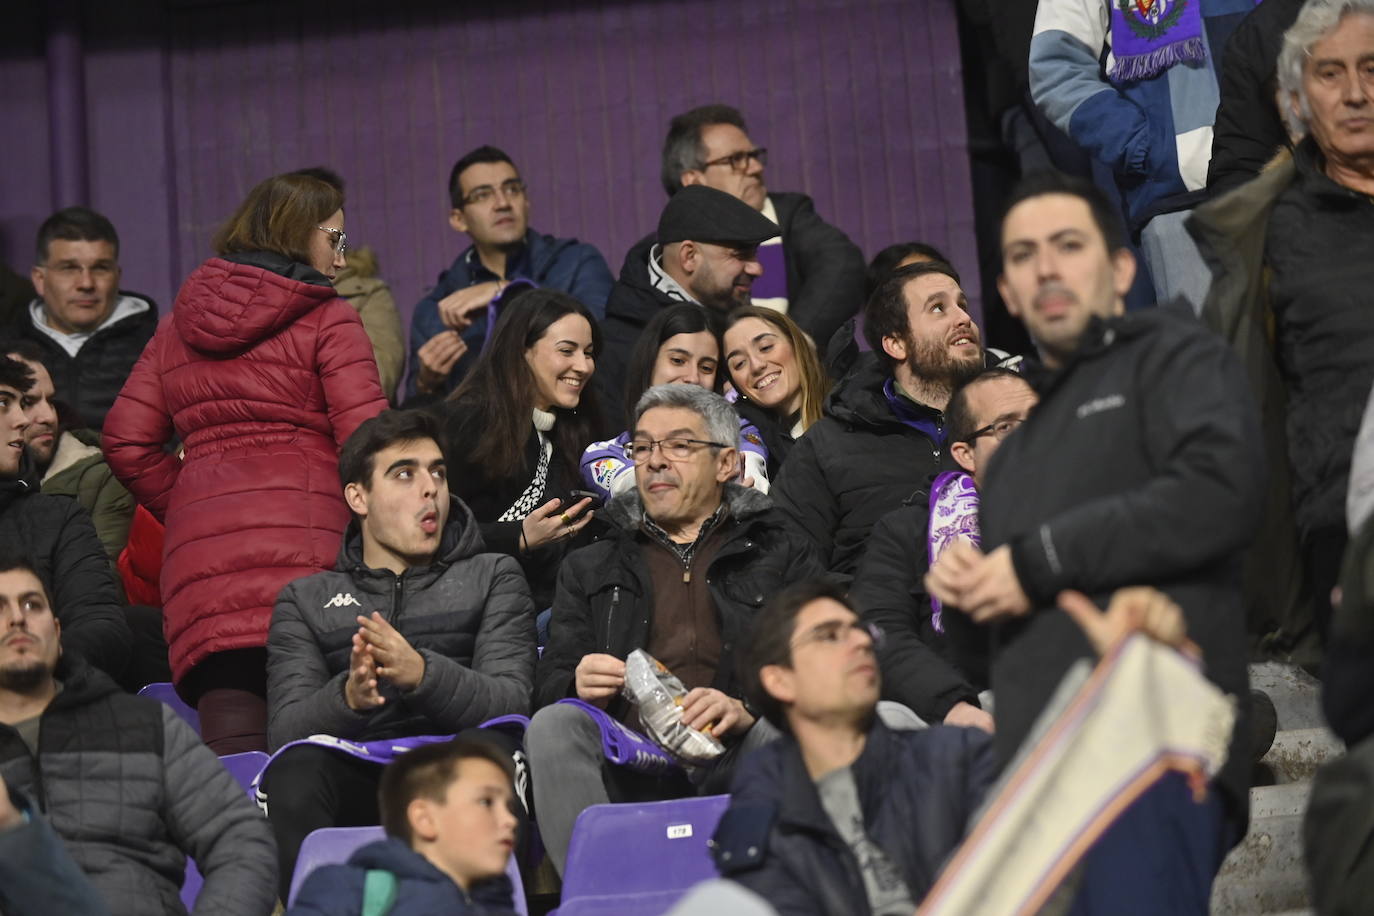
left=657, top=185, right=780, bottom=246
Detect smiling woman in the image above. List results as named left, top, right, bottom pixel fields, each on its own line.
left=435, top=288, right=605, bottom=609
left=723, top=306, right=830, bottom=477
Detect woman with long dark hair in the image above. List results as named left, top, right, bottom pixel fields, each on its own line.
left=437, top=288, right=603, bottom=607
left=580, top=303, right=769, bottom=500
left=723, top=305, right=830, bottom=477
left=105, top=172, right=387, bottom=752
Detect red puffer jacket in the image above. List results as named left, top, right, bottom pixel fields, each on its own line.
left=104, top=254, right=387, bottom=682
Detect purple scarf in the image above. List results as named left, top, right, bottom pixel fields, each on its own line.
left=927, top=471, right=981, bottom=633
left=1108, top=0, right=1205, bottom=83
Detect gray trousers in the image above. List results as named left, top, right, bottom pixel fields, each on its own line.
left=526, top=700, right=925, bottom=875
left=1139, top=209, right=1213, bottom=315
left=526, top=703, right=780, bottom=875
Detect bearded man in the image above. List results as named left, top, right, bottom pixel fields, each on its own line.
left=772, top=260, right=1017, bottom=577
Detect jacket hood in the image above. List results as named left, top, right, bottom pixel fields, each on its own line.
left=825, top=357, right=904, bottom=429
left=173, top=253, right=337, bottom=356
left=337, top=494, right=485, bottom=572
left=603, top=480, right=772, bottom=531
left=50, top=654, right=122, bottom=708
left=606, top=234, right=671, bottom=322
left=40, top=429, right=103, bottom=484
left=348, top=837, right=456, bottom=882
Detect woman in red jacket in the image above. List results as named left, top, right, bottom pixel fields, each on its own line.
left=104, top=172, right=387, bottom=753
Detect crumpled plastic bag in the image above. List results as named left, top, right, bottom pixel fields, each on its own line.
left=622, top=649, right=725, bottom=765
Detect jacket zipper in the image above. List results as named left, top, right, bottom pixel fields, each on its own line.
left=389, top=574, right=403, bottom=624
left=604, top=585, right=621, bottom=651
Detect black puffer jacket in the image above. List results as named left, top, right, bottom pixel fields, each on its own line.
left=980, top=309, right=1262, bottom=822
left=535, top=483, right=825, bottom=714
left=712, top=721, right=996, bottom=915
left=771, top=357, right=948, bottom=578
left=851, top=495, right=986, bottom=723
left=0, top=658, right=278, bottom=916
left=0, top=460, right=130, bottom=678
left=10, top=291, right=158, bottom=432
left=266, top=497, right=535, bottom=750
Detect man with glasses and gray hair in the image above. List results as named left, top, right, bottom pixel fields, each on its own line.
left=652, top=104, right=865, bottom=350
left=405, top=145, right=615, bottom=399
left=525, top=384, right=826, bottom=875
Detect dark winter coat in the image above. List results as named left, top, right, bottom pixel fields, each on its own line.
left=266, top=498, right=536, bottom=750
left=978, top=309, right=1262, bottom=822
left=535, top=484, right=825, bottom=714
left=1206, top=0, right=1304, bottom=196
left=404, top=229, right=615, bottom=398
left=767, top=192, right=867, bottom=349
left=0, top=459, right=129, bottom=677
left=712, top=721, right=997, bottom=915
left=771, top=357, right=949, bottom=578
left=733, top=397, right=799, bottom=480
left=851, top=496, right=986, bottom=723
left=287, top=837, right=516, bottom=916
left=0, top=657, right=278, bottom=916
left=104, top=251, right=388, bottom=682
left=598, top=234, right=680, bottom=432
left=9, top=290, right=159, bottom=432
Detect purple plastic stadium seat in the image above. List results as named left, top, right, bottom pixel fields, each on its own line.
left=287, top=825, right=528, bottom=914
left=137, top=681, right=200, bottom=734
left=179, top=752, right=270, bottom=909
left=553, top=795, right=730, bottom=916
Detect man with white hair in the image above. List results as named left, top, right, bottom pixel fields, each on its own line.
left=1190, top=0, right=1374, bottom=643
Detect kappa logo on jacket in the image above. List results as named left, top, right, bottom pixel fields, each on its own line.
left=323, top=593, right=362, bottom=609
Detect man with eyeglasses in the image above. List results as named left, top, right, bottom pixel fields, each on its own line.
left=526, top=384, right=826, bottom=876
left=712, top=578, right=1201, bottom=914
left=925, top=171, right=1263, bottom=913
left=851, top=367, right=1037, bottom=735
left=405, top=145, right=615, bottom=399
left=654, top=104, right=866, bottom=350
left=7, top=207, right=157, bottom=433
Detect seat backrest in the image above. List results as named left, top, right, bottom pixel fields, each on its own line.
left=137, top=682, right=200, bottom=734
left=560, top=795, right=729, bottom=902
left=287, top=826, right=527, bottom=915
left=220, top=751, right=269, bottom=795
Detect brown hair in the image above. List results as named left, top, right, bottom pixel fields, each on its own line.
left=379, top=737, right=517, bottom=846
left=724, top=305, right=830, bottom=431
left=212, top=173, right=343, bottom=265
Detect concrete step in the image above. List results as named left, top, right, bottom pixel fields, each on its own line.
left=1249, top=662, right=1324, bottom=732
left=1256, top=727, right=1345, bottom=785
left=1210, top=783, right=1313, bottom=914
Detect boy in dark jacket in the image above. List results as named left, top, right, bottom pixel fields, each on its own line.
left=288, top=736, right=519, bottom=915
left=264, top=409, right=535, bottom=900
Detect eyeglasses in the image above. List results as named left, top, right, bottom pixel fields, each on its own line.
left=791, top=619, right=884, bottom=651
left=316, top=226, right=347, bottom=257
left=624, top=437, right=730, bottom=464
left=700, top=148, right=768, bottom=173
left=965, top=417, right=1024, bottom=443
left=461, top=179, right=528, bottom=208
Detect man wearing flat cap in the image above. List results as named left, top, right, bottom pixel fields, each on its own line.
left=599, top=185, right=780, bottom=428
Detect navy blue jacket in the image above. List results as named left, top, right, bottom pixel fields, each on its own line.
left=288, top=837, right=516, bottom=915
left=712, top=721, right=997, bottom=916
left=405, top=229, right=614, bottom=397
